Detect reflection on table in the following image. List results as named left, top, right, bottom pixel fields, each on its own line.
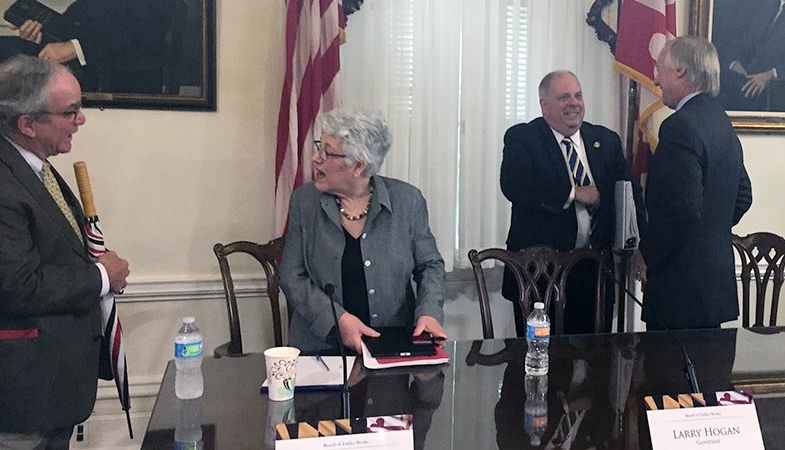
left=142, top=327, right=785, bottom=450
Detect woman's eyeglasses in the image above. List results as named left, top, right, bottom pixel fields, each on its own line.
left=313, top=140, right=348, bottom=159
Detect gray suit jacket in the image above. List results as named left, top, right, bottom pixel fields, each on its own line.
left=280, top=176, right=445, bottom=353
left=0, top=138, right=103, bottom=432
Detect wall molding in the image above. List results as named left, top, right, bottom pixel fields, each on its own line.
left=116, top=262, right=754, bottom=304
left=117, top=271, right=477, bottom=304
left=118, top=277, right=268, bottom=303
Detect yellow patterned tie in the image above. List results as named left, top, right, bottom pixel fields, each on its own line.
left=42, top=160, right=83, bottom=241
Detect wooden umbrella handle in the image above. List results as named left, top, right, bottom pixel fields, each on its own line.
left=73, top=161, right=97, bottom=217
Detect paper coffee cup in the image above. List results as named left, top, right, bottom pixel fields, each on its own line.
left=264, top=346, right=300, bottom=401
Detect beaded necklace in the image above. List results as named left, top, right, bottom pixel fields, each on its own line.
left=336, top=185, right=374, bottom=221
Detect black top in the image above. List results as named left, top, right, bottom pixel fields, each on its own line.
left=341, top=227, right=370, bottom=324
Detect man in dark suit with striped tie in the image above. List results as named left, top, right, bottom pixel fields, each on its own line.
left=500, top=70, right=645, bottom=335
left=642, top=36, right=752, bottom=330
left=0, top=55, right=129, bottom=449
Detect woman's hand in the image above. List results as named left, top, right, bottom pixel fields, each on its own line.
left=413, top=315, right=447, bottom=348
left=338, top=312, right=379, bottom=354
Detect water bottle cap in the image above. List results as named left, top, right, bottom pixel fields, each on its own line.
left=182, top=316, right=195, bottom=324
left=533, top=302, right=545, bottom=310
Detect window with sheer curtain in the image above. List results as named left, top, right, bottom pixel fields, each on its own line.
left=341, top=0, right=621, bottom=272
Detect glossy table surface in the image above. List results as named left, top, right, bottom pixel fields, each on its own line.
left=141, top=327, right=785, bottom=449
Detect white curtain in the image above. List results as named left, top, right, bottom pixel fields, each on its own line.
left=341, top=0, right=621, bottom=272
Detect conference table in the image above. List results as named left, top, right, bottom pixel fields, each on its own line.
left=141, top=327, right=785, bottom=449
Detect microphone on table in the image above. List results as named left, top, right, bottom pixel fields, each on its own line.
left=324, top=283, right=350, bottom=419
left=601, top=264, right=701, bottom=393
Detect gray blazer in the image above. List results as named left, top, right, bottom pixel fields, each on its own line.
left=0, top=138, right=103, bottom=432
left=280, top=175, right=445, bottom=353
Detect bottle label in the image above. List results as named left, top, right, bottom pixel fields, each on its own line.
left=175, top=341, right=203, bottom=358
left=527, top=324, right=550, bottom=340
left=524, top=414, right=548, bottom=428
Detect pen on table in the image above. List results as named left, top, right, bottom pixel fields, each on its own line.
left=315, top=354, right=330, bottom=371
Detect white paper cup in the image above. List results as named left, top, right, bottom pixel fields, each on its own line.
left=264, top=346, right=300, bottom=401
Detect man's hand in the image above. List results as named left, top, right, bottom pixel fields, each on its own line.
left=574, top=186, right=600, bottom=207
left=38, top=42, right=77, bottom=64
left=413, top=315, right=447, bottom=348
left=743, top=70, right=775, bottom=98
left=18, top=20, right=43, bottom=44
left=338, top=312, right=379, bottom=354
left=633, top=249, right=647, bottom=283
left=98, top=250, right=130, bottom=294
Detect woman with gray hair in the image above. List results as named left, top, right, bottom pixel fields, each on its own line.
left=280, top=109, right=447, bottom=354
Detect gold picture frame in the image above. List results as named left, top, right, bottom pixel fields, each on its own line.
left=691, top=0, right=785, bottom=132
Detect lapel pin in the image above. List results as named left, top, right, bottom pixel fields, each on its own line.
left=593, top=141, right=601, bottom=148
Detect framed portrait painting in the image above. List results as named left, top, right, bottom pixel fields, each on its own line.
left=691, top=0, right=785, bottom=131
left=0, top=0, right=216, bottom=111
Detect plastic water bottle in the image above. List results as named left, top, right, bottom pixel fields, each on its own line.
left=524, top=374, right=548, bottom=446
left=175, top=316, right=203, bottom=399
left=174, top=397, right=203, bottom=450
left=525, top=302, right=550, bottom=375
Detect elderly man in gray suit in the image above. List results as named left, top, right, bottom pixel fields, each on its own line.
left=0, top=55, right=129, bottom=449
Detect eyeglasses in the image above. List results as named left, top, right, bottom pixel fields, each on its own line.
left=313, top=140, right=348, bottom=159
left=31, top=106, right=82, bottom=124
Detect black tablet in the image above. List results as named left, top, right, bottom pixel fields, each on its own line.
left=362, top=326, right=437, bottom=358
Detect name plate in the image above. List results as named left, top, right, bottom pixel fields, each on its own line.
left=645, top=391, right=764, bottom=449
left=275, top=415, right=414, bottom=450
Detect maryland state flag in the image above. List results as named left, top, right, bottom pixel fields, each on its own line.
left=613, top=0, right=676, bottom=182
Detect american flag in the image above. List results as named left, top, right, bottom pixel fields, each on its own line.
left=275, top=0, right=344, bottom=235
left=613, top=0, right=676, bottom=181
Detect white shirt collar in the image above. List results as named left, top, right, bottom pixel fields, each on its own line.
left=676, top=91, right=702, bottom=111
left=550, top=128, right=582, bottom=148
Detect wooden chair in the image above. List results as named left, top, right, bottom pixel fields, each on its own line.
left=468, top=245, right=607, bottom=338
left=732, top=232, right=785, bottom=327
left=213, top=237, right=286, bottom=357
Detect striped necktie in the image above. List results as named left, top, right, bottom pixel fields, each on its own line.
left=562, top=138, right=591, bottom=186
left=42, top=160, right=83, bottom=241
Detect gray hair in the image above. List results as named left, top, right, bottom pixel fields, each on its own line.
left=538, top=70, right=579, bottom=99
left=662, top=36, right=720, bottom=96
left=318, top=109, right=392, bottom=177
left=0, top=55, right=68, bottom=135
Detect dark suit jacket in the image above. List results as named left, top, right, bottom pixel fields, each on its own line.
left=719, top=0, right=785, bottom=111
left=55, top=0, right=177, bottom=94
left=640, top=93, right=753, bottom=329
left=0, top=138, right=103, bottom=432
left=0, top=0, right=176, bottom=94
left=501, top=117, right=644, bottom=246
left=738, top=0, right=785, bottom=77
left=500, top=117, right=645, bottom=307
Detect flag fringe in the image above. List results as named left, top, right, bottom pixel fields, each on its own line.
left=612, top=60, right=661, bottom=96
